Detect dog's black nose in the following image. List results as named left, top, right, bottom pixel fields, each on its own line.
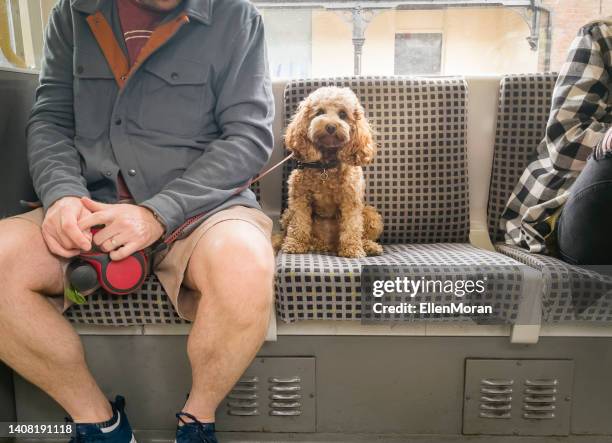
left=325, top=124, right=336, bottom=134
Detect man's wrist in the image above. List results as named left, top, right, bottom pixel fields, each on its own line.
left=41, top=193, right=89, bottom=209
left=140, top=205, right=168, bottom=238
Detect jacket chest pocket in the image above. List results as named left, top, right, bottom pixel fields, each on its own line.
left=136, top=58, right=209, bottom=137
left=73, top=65, right=117, bottom=139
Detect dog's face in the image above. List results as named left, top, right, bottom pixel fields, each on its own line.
left=285, top=87, right=376, bottom=166
left=308, top=100, right=352, bottom=150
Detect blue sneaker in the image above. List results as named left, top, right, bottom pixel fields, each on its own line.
left=175, top=412, right=218, bottom=443
left=68, top=395, right=136, bottom=443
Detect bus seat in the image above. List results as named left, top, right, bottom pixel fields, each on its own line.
left=487, top=73, right=612, bottom=323
left=274, top=77, right=541, bottom=325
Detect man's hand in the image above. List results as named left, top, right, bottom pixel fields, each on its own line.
left=77, top=197, right=165, bottom=261
left=42, top=196, right=93, bottom=258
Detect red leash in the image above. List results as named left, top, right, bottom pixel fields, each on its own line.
left=162, top=152, right=294, bottom=245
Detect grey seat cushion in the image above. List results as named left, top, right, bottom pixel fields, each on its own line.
left=275, top=243, right=533, bottom=324
left=496, top=244, right=612, bottom=322
left=283, top=77, right=470, bottom=244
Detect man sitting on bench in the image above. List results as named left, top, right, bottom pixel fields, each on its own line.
left=0, top=1, right=275, bottom=442
left=502, top=17, right=612, bottom=264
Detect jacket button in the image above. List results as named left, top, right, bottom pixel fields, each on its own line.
left=76, top=65, right=84, bottom=74
left=128, top=169, right=137, bottom=177
left=120, top=74, right=127, bottom=81
left=171, top=72, right=179, bottom=80
left=115, top=118, right=122, bottom=125
left=105, top=171, right=112, bottom=177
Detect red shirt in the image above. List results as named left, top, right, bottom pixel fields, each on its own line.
left=117, top=0, right=167, bottom=66
left=115, top=0, right=169, bottom=199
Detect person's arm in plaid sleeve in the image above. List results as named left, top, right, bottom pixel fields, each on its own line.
left=546, top=23, right=611, bottom=170
left=500, top=21, right=612, bottom=253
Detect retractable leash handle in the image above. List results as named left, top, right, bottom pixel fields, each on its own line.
left=68, top=153, right=295, bottom=297
left=68, top=226, right=149, bottom=296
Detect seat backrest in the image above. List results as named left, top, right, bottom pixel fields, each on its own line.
left=282, top=77, right=470, bottom=245
left=0, top=68, right=38, bottom=217
left=486, top=73, right=557, bottom=243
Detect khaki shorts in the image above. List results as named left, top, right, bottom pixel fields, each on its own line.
left=12, top=205, right=273, bottom=321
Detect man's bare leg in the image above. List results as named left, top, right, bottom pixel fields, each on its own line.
left=181, top=220, right=275, bottom=422
left=0, top=218, right=112, bottom=422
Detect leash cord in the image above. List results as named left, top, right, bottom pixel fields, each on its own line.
left=162, top=152, right=295, bottom=246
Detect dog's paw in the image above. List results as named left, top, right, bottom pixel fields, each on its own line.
left=338, top=243, right=366, bottom=258
left=281, top=238, right=311, bottom=254
left=364, top=240, right=383, bottom=256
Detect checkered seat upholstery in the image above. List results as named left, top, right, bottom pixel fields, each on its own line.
left=487, top=73, right=558, bottom=243
left=275, top=77, right=536, bottom=323
left=496, top=244, right=612, bottom=322
left=64, top=275, right=188, bottom=326
left=488, top=73, right=612, bottom=322
left=276, top=243, right=533, bottom=323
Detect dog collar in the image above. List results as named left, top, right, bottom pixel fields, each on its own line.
left=296, top=160, right=339, bottom=170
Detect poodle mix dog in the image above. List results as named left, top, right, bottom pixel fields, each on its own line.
left=278, top=86, right=384, bottom=258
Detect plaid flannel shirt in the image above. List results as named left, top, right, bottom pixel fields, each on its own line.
left=501, top=19, right=612, bottom=253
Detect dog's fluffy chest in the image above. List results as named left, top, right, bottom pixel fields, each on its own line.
left=288, top=166, right=366, bottom=219
left=304, top=168, right=347, bottom=218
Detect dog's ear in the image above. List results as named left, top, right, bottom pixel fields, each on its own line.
left=339, top=103, right=376, bottom=166
left=284, top=98, right=322, bottom=162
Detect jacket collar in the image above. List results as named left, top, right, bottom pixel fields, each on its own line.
left=71, top=0, right=212, bottom=24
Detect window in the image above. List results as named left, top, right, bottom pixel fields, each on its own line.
left=1, top=0, right=53, bottom=69
left=263, top=8, right=312, bottom=78
left=394, top=32, right=443, bottom=75
left=1, top=0, right=610, bottom=77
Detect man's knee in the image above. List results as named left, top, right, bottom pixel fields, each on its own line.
left=0, top=218, right=63, bottom=295
left=200, top=221, right=273, bottom=274
left=189, top=222, right=275, bottom=310
left=0, top=219, right=33, bottom=278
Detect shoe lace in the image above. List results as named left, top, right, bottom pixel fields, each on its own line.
left=176, top=412, right=214, bottom=443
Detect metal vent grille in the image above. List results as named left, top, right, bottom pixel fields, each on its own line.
left=217, top=357, right=315, bottom=432
left=464, top=359, right=573, bottom=436
left=227, top=376, right=259, bottom=416
left=269, top=376, right=302, bottom=416
left=523, top=378, right=558, bottom=420
left=479, top=378, right=513, bottom=419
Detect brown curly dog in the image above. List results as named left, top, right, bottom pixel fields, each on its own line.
left=276, top=86, right=384, bottom=258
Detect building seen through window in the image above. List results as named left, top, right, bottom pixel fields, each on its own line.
left=394, top=32, right=443, bottom=75
left=1, top=0, right=610, bottom=76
